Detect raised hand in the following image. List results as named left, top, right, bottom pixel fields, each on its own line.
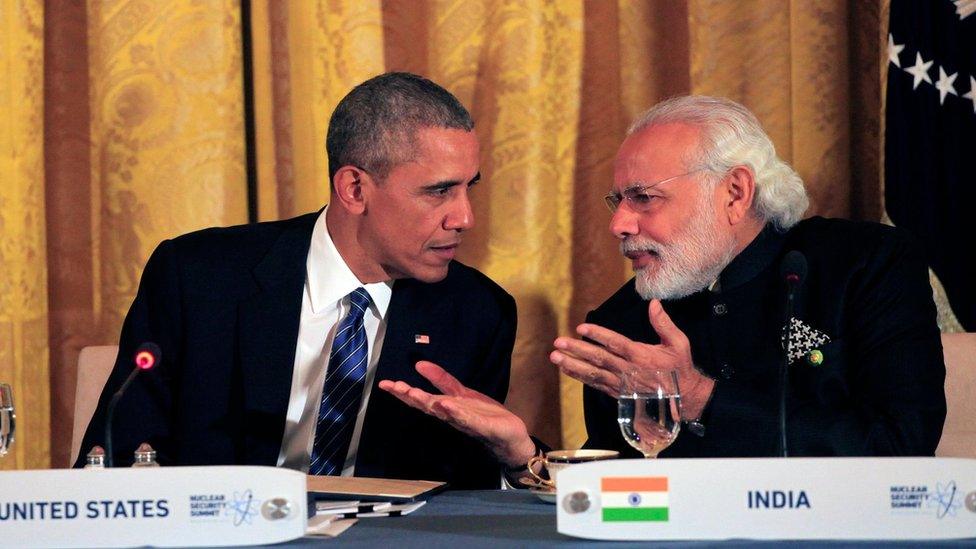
left=549, top=299, right=715, bottom=420
left=378, top=361, right=537, bottom=467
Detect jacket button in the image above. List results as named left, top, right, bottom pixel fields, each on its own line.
left=712, top=303, right=727, bottom=316
left=720, top=363, right=734, bottom=379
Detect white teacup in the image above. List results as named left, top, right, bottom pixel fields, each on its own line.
left=526, top=449, right=619, bottom=489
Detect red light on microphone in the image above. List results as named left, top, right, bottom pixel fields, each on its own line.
left=135, top=351, right=156, bottom=370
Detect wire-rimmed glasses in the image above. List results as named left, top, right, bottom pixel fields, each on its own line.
left=604, top=169, right=709, bottom=213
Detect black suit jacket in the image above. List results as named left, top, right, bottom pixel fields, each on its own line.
left=76, top=212, right=517, bottom=489
left=583, top=217, right=946, bottom=457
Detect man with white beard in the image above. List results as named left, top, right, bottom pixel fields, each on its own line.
left=380, top=95, right=946, bottom=466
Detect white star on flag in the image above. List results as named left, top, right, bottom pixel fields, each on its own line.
left=963, top=76, right=976, bottom=114
left=887, top=34, right=904, bottom=68
left=935, top=67, right=958, bottom=105
left=904, top=53, right=933, bottom=90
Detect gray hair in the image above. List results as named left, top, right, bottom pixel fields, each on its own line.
left=628, top=95, right=808, bottom=230
left=326, top=72, right=474, bottom=182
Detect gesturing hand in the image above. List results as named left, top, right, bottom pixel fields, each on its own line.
left=549, top=299, right=715, bottom=420
left=378, top=361, right=537, bottom=467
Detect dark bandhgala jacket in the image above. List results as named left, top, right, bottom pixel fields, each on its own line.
left=583, top=217, right=946, bottom=457
left=76, top=211, right=517, bottom=489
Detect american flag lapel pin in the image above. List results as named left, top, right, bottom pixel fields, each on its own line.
left=414, top=334, right=430, bottom=344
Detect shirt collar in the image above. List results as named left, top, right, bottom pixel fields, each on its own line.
left=713, top=223, right=787, bottom=293
left=307, top=206, right=393, bottom=316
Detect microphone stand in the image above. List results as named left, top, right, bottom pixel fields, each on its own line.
left=104, top=368, right=142, bottom=468
left=779, top=278, right=798, bottom=458
left=777, top=250, right=806, bottom=458
left=103, top=342, right=160, bottom=468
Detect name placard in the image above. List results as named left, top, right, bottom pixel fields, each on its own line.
left=556, top=457, right=976, bottom=541
left=0, top=466, right=306, bottom=548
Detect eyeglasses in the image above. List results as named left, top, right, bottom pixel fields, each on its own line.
left=604, top=169, right=708, bottom=213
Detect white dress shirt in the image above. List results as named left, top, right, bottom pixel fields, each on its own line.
left=276, top=207, right=392, bottom=475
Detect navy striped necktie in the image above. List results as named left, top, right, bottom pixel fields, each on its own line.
left=309, top=287, right=372, bottom=476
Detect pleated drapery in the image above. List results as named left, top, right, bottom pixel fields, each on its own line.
left=0, top=0, right=48, bottom=470
left=41, top=0, right=248, bottom=469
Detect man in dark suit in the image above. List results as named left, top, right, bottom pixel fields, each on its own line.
left=76, top=72, right=523, bottom=489
left=383, top=95, right=945, bottom=466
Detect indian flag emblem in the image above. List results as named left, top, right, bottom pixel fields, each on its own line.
left=601, top=476, right=669, bottom=522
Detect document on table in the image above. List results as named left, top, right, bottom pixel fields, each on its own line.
left=334, top=500, right=426, bottom=519
left=315, top=500, right=393, bottom=514
left=306, top=500, right=427, bottom=537
left=315, top=500, right=426, bottom=519
left=307, top=475, right=445, bottom=502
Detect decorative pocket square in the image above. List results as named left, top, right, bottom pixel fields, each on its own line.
left=781, top=317, right=831, bottom=364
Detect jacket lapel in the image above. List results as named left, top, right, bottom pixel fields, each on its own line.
left=373, top=280, right=431, bottom=385
left=237, top=213, right=317, bottom=464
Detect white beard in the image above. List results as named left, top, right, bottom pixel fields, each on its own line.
left=622, top=191, right=737, bottom=301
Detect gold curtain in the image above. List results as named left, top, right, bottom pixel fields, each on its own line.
left=687, top=0, right=884, bottom=220
left=0, top=0, right=888, bottom=469
left=0, top=0, right=48, bottom=470
left=249, top=0, right=885, bottom=449
left=251, top=0, right=385, bottom=219
left=254, top=0, right=592, bottom=447
left=41, top=0, right=248, bottom=468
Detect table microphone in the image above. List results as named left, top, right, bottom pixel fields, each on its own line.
left=104, top=342, right=160, bottom=467
left=778, top=251, right=807, bottom=458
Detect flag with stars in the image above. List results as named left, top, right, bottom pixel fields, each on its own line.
left=886, top=0, right=976, bottom=330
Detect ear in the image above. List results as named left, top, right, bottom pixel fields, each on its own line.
left=331, top=166, right=368, bottom=215
left=722, top=165, right=756, bottom=225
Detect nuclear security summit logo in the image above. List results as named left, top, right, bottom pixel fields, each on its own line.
left=890, top=480, right=970, bottom=519
left=189, top=489, right=257, bottom=526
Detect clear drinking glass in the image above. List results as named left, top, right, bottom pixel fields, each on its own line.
left=0, top=383, right=14, bottom=458
left=617, top=370, right=681, bottom=458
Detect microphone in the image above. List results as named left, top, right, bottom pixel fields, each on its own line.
left=780, top=251, right=807, bottom=289
left=778, top=251, right=807, bottom=458
left=104, top=342, right=161, bottom=467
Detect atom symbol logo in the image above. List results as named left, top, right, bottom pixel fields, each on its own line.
left=928, top=481, right=962, bottom=519
left=226, top=489, right=258, bottom=526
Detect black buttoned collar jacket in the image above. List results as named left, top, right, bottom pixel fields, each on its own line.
left=583, top=217, right=946, bottom=457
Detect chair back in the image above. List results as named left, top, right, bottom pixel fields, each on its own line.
left=71, top=345, right=119, bottom=466
left=936, top=333, right=976, bottom=457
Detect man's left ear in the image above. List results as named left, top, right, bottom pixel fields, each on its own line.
left=723, top=165, right=756, bottom=225
left=331, top=165, right=370, bottom=215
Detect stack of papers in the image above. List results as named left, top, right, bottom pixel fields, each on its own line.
left=314, top=499, right=426, bottom=518
left=307, top=475, right=446, bottom=502
left=304, top=475, right=444, bottom=538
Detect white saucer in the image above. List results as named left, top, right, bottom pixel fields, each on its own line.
left=530, top=487, right=557, bottom=504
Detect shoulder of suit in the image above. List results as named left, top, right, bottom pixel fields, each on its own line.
left=159, top=211, right=318, bottom=264
left=787, top=216, right=920, bottom=263
left=444, top=261, right=515, bottom=305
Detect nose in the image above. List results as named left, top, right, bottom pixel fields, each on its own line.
left=609, top=205, right=639, bottom=240
left=444, top=189, right=474, bottom=232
